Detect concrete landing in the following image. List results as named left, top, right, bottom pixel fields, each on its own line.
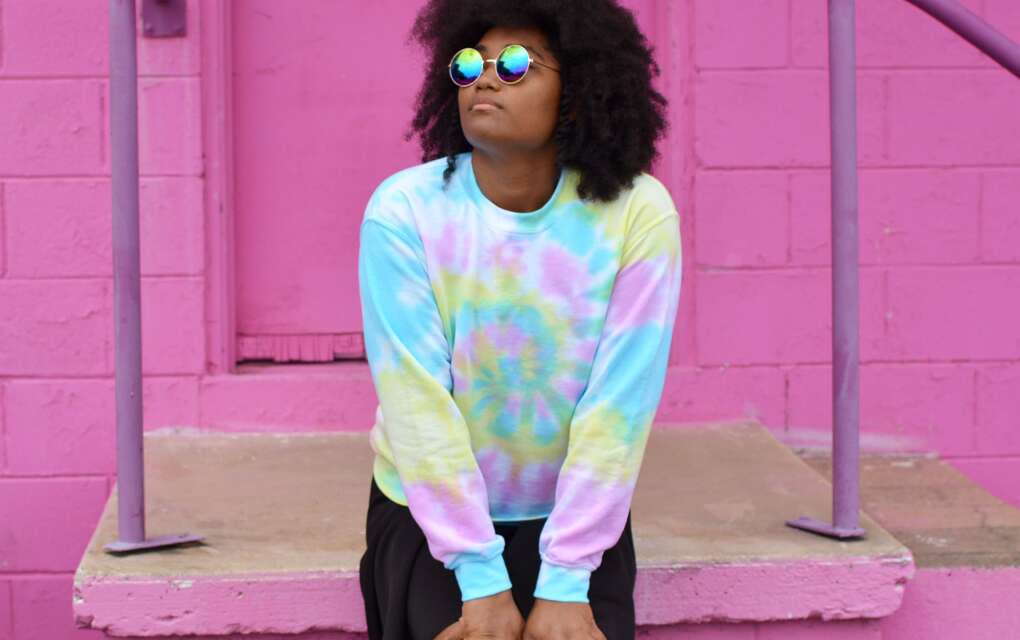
left=799, top=453, right=1020, bottom=569
left=73, top=420, right=914, bottom=636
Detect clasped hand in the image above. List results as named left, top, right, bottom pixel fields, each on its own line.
left=434, top=589, right=607, bottom=640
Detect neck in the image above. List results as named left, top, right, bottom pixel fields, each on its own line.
left=470, top=145, right=560, bottom=213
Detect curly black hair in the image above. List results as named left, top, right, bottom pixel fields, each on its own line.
left=404, top=0, right=669, bottom=203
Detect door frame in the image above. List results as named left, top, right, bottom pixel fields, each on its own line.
left=200, top=0, right=236, bottom=374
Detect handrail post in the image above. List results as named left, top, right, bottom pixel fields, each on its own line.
left=104, top=0, right=203, bottom=553
left=787, top=0, right=867, bottom=540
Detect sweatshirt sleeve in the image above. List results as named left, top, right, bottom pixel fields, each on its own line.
left=533, top=211, right=683, bottom=603
left=358, top=198, right=512, bottom=602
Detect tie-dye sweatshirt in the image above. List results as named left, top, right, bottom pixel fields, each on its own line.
left=358, top=150, right=682, bottom=604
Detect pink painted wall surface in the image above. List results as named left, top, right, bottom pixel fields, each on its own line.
left=1, top=0, right=1019, bottom=638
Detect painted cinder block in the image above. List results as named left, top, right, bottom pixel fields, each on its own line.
left=694, top=170, right=789, bottom=267
left=656, top=365, right=786, bottom=429
left=789, top=169, right=982, bottom=266
left=0, top=382, right=6, bottom=472
left=12, top=575, right=108, bottom=640
left=0, top=80, right=105, bottom=176
left=138, top=178, right=205, bottom=275
left=790, top=170, right=846, bottom=266
left=857, top=169, right=980, bottom=264
left=134, top=278, right=206, bottom=375
left=695, top=71, right=828, bottom=168
left=5, top=376, right=200, bottom=476
left=975, top=363, right=1020, bottom=454
left=0, top=183, right=6, bottom=278
left=787, top=364, right=977, bottom=455
left=140, top=376, right=201, bottom=432
left=791, top=0, right=989, bottom=69
left=629, top=622, right=756, bottom=639
left=0, top=276, right=203, bottom=379
left=880, top=567, right=1020, bottom=638
left=0, top=580, right=11, bottom=640
left=694, top=0, right=788, bottom=69
left=4, top=181, right=111, bottom=278
left=886, top=71, right=1020, bottom=166
left=0, top=280, right=110, bottom=377
left=0, top=0, right=201, bottom=78
left=4, top=178, right=204, bottom=278
left=0, top=0, right=107, bottom=76
left=695, top=72, right=885, bottom=168
left=980, top=169, right=1020, bottom=263
left=757, top=618, right=883, bottom=640
left=673, top=267, right=697, bottom=368
left=695, top=268, right=884, bottom=366
left=199, top=369, right=380, bottom=432
left=879, top=266, right=1020, bottom=361
left=5, top=379, right=116, bottom=475
left=96, top=78, right=204, bottom=178
left=136, top=78, right=203, bottom=176
left=0, top=478, right=107, bottom=572
left=858, top=0, right=992, bottom=68
left=696, top=270, right=828, bottom=365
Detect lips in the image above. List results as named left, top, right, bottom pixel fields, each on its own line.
left=471, top=98, right=502, bottom=110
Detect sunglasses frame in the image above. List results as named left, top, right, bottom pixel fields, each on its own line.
left=447, top=44, right=560, bottom=87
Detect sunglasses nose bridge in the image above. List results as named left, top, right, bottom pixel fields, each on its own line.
left=473, top=57, right=501, bottom=86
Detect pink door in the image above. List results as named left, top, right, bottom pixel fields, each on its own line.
left=232, top=0, right=425, bottom=362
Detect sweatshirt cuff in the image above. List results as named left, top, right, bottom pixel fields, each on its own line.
left=453, top=553, right=513, bottom=602
left=533, top=560, right=592, bottom=603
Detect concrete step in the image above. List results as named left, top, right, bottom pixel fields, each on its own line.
left=73, top=420, right=914, bottom=636
left=797, top=451, right=1020, bottom=640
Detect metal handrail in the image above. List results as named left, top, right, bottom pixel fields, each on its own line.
left=788, top=0, right=1020, bottom=540
left=908, top=0, right=1020, bottom=78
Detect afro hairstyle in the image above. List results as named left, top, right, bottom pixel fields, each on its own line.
left=404, top=0, right=669, bottom=203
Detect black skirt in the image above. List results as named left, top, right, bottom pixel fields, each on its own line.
left=358, top=475, right=637, bottom=640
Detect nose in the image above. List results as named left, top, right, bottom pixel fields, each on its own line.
left=475, top=59, right=501, bottom=90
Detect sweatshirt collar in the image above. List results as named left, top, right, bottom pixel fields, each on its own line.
left=459, top=151, right=569, bottom=234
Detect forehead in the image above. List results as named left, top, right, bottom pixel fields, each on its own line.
left=475, top=25, right=550, bottom=52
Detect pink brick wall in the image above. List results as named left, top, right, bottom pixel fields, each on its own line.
left=0, top=0, right=203, bottom=637
left=1, top=1, right=1019, bottom=638
left=683, top=0, right=1020, bottom=516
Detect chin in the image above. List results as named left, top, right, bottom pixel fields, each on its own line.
left=464, top=129, right=509, bottom=149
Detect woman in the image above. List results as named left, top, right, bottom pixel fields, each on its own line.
left=357, top=1, right=682, bottom=638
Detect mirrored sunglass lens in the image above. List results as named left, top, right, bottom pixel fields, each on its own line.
left=497, top=45, right=530, bottom=82
left=450, top=48, right=483, bottom=86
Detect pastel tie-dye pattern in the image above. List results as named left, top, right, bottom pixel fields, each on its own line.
left=358, top=151, right=682, bottom=604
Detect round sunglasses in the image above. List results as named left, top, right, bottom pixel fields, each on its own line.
left=448, top=44, right=560, bottom=87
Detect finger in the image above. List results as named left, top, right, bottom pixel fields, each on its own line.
left=433, top=618, right=465, bottom=640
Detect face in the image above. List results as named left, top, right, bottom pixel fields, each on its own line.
left=456, top=25, right=562, bottom=154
